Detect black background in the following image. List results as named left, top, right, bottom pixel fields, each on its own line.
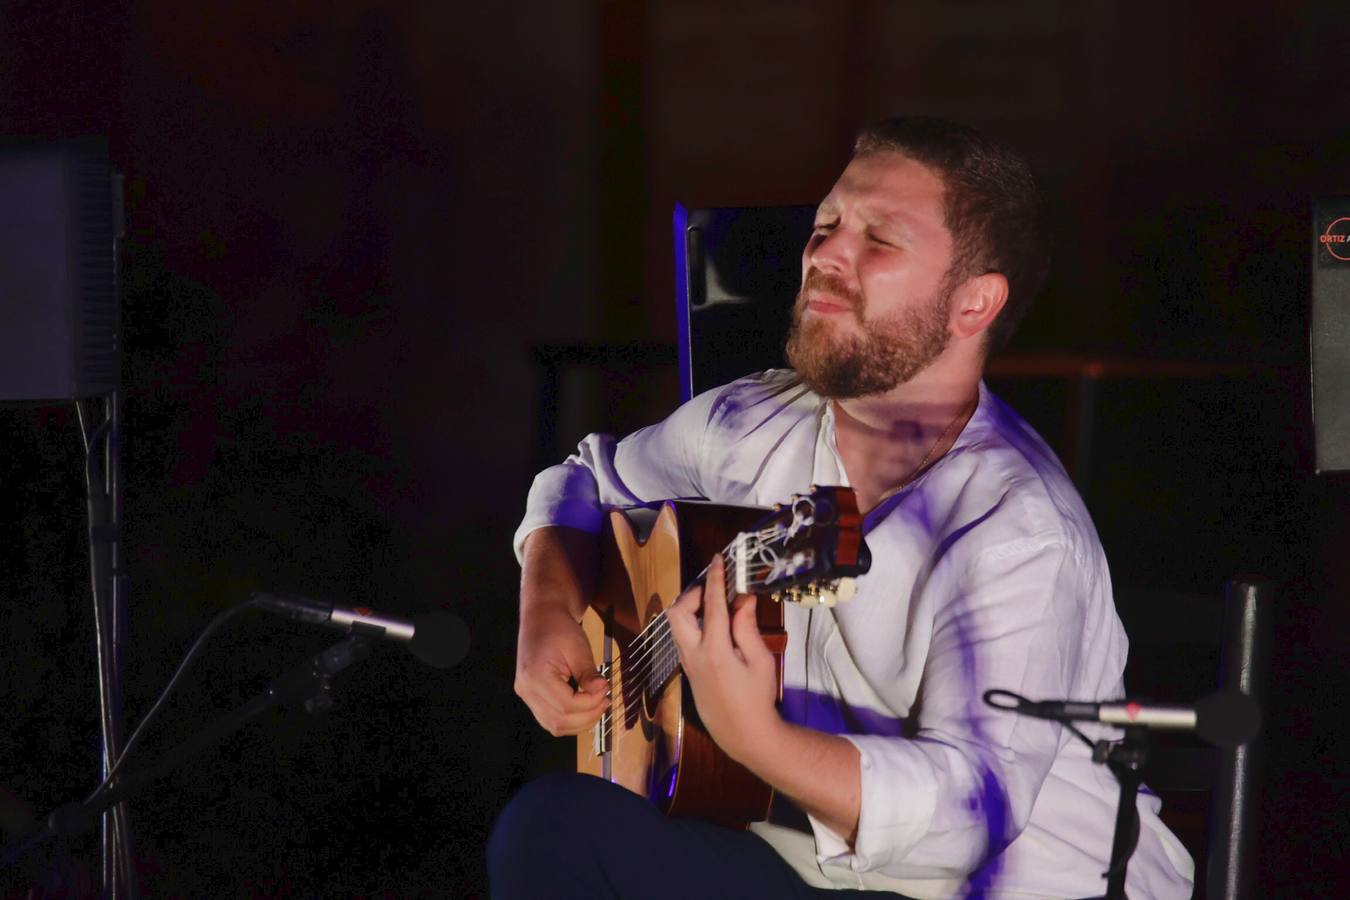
left=2, top=2, right=1347, bottom=897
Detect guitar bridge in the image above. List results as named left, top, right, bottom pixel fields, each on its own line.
left=592, top=661, right=612, bottom=759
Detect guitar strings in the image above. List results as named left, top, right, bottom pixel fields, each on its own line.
left=600, top=538, right=772, bottom=693
left=593, top=544, right=734, bottom=749
left=592, top=524, right=790, bottom=747
left=593, top=516, right=803, bottom=749
left=602, top=523, right=789, bottom=690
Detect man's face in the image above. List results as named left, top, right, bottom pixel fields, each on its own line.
left=786, top=151, right=958, bottom=399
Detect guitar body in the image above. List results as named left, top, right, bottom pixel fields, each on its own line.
left=578, top=501, right=787, bottom=826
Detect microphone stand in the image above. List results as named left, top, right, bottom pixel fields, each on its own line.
left=1096, top=725, right=1148, bottom=900
left=1, top=634, right=372, bottom=874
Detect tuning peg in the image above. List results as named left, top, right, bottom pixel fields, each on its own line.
left=817, top=588, right=838, bottom=608
left=799, top=593, right=819, bottom=609
left=834, top=579, right=857, bottom=603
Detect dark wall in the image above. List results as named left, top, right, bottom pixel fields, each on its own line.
left=1, top=2, right=1346, bottom=896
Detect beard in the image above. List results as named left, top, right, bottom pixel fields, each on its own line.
left=785, top=269, right=953, bottom=399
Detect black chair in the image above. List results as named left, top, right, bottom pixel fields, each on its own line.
left=1207, top=579, right=1274, bottom=899
left=674, top=203, right=814, bottom=402
left=1121, top=580, right=1273, bottom=900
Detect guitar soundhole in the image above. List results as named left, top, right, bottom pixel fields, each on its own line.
left=641, top=673, right=672, bottom=719
left=641, top=690, right=659, bottom=723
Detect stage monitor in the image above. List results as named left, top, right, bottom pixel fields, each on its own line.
left=0, top=139, right=121, bottom=401
left=1312, top=196, right=1350, bottom=473
left=674, top=204, right=814, bottom=402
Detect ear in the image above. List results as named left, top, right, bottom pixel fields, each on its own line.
left=948, top=272, right=1009, bottom=341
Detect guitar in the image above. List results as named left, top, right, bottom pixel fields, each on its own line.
left=577, top=486, right=871, bottom=827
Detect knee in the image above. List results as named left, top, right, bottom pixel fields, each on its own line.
left=487, top=773, right=607, bottom=876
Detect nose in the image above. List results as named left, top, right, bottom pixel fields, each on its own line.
left=804, top=226, right=852, bottom=277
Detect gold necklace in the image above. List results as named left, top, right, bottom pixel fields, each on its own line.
left=876, top=394, right=977, bottom=504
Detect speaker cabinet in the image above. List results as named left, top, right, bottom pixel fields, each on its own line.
left=0, top=139, right=121, bottom=401
left=1312, top=197, right=1350, bottom=473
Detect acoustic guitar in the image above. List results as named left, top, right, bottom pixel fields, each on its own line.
left=577, top=486, right=871, bottom=827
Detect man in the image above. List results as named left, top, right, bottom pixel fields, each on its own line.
left=492, top=117, right=1194, bottom=898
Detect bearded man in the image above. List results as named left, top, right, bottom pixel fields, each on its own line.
left=491, top=117, right=1195, bottom=899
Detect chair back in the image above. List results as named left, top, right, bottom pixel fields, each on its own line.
left=674, top=204, right=813, bottom=400
left=1207, top=578, right=1274, bottom=899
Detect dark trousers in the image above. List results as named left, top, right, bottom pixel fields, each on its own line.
left=487, top=772, right=905, bottom=899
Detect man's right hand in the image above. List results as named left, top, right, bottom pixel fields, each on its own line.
left=514, top=526, right=607, bottom=737
left=514, top=608, right=609, bottom=737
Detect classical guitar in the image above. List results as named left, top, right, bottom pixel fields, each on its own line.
left=577, top=486, right=871, bottom=827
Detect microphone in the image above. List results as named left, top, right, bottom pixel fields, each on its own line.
left=983, top=689, right=1261, bottom=748
left=253, top=592, right=470, bottom=669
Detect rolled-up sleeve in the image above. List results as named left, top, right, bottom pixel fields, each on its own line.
left=813, top=536, right=1092, bottom=880
left=512, top=385, right=727, bottom=562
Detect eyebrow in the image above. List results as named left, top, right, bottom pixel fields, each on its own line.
left=815, top=199, right=918, bottom=235
left=810, top=202, right=918, bottom=241
left=868, top=209, right=917, bottom=236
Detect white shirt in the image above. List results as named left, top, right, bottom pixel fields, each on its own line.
left=515, top=370, right=1195, bottom=899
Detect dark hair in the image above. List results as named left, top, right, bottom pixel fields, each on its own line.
left=853, top=116, right=1049, bottom=353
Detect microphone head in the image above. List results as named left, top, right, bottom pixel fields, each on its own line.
left=410, top=612, right=471, bottom=669
left=1195, top=690, right=1262, bottom=748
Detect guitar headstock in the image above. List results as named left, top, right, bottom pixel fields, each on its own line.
left=728, top=486, right=871, bottom=608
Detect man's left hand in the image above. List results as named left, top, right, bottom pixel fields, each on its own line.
left=665, top=554, right=783, bottom=766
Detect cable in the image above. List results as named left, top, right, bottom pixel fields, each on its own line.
left=983, top=688, right=1097, bottom=753
left=2, top=597, right=263, bottom=874
left=76, top=395, right=133, bottom=895
left=83, top=597, right=262, bottom=805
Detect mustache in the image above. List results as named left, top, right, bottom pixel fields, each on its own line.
left=799, top=269, right=864, bottom=311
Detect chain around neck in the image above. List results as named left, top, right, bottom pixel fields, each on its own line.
left=874, top=393, right=978, bottom=505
